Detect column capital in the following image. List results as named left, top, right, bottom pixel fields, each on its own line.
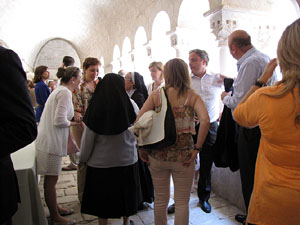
left=204, top=5, right=274, bottom=46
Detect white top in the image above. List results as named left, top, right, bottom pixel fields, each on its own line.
left=191, top=73, right=224, bottom=122
left=130, top=99, right=140, bottom=115
left=35, top=85, right=74, bottom=156
left=147, top=81, right=165, bottom=95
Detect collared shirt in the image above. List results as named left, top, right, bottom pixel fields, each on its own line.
left=127, top=89, right=136, bottom=98
left=223, top=47, right=276, bottom=110
left=191, top=73, right=224, bottom=122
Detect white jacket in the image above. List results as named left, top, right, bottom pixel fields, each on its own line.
left=35, top=85, right=74, bottom=156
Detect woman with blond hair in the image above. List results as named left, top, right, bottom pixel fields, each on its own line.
left=137, top=58, right=210, bottom=225
left=147, top=61, right=164, bottom=95
left=233, top=18, right=300, bottom=225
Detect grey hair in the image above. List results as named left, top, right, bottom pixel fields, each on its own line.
left=189, top=49, right=209, bottom=65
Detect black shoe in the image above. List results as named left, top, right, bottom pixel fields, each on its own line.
left=199, top=200, right=211, bottom=213
left=235, top=214, right=246, bottom=224
left=167, top=203, right=175, bottom=214
left=138, top=203, right=145, bottom=210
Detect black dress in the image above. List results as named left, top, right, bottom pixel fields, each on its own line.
left=81, top=73, right=142, bottom=218
left=130, top=72, right=154, bottom=207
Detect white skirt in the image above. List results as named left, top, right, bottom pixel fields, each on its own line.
left=36, top=149, right=62, bottom=176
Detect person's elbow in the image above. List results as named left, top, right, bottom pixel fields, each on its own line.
left=200, top=115, right=210, bottom=130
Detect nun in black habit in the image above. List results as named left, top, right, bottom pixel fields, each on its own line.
left=79, top=73, right=141, bottom=225
left=125, top=71, right=154, bottom=209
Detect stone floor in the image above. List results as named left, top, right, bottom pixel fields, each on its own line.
left=38, top=157, right=244, bottom=225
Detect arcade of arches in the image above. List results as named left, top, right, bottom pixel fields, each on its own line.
left=0, top=0, right=299, bottom=85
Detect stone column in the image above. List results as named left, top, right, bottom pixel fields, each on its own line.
left=204, top=7, right=238, bottom=76
left=167, top=27, right=191, bottom=61
left=204, top=5, right=275, bottom=77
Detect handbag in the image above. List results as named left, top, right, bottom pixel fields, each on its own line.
left=134, top=87, right=177, bottom=149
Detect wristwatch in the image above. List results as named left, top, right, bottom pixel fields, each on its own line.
left=195, top=146, right=202, bottom=152
left=254, top=79, right=266, bottom=87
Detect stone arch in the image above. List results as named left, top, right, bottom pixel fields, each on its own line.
left=121, top=37, right=133, bottom=72
left=134, top=26, right=151, bottom=84
left=34, top=38, right=80, bottom=79
left=177, top=0, right=219, bottom=72
left=151, top=11, right=176, bottom=64
left=178, top=0, right=210, bottom=29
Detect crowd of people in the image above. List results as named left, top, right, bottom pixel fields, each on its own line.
left=2, top=18, right=300, bottom=225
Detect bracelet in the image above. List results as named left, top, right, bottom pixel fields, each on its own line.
left=195, top=146, right=202, bottom=152
left=254, top=79, right=266, bottom=87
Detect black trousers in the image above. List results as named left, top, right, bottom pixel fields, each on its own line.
left=193, top=121, right=218, bottom=202
left=237, top=126, right=260, bottom=210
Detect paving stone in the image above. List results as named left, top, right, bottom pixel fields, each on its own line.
left=58, top=174, right=75, bottom=182
left=57, top=195, right=78, bottom=204
left=56, top=188, right=65, bottom=197
left=210, top=195, right=232, bottom=209
left=81, top=213, right=98, bottom=221
left=213, top=205, right=244, bottom=220
left=65, top=186, right=78, bottom=195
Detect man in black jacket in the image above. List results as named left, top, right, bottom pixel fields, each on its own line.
left=0, top=46, right=37, bottom=225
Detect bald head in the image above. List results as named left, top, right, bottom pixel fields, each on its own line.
left=228, top=30, right=252, bottom=49
left=228, top=30, right=253, bottom=59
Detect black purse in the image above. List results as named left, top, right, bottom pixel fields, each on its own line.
left=140, top=88, right=177, bottom=149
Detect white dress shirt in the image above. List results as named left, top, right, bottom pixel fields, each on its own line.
left=191, top=73, right=224, bottom=122
left=35, top=85, right=74, bottom=156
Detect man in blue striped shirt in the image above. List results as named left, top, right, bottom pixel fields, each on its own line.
left=221, top=30, right=276, bottom=225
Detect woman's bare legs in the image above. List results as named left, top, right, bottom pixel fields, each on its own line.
left=44, top=175, right=70, bottom=223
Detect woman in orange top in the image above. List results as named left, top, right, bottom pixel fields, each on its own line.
left=234, top=18, right=300, bottom=225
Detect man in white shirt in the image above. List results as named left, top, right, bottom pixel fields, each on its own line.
left=189, top=49, right=223, bottom=213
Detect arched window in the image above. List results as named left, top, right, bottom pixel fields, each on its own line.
left=112, top=45, right=121, bottom=73
left=134, top=26, right=151, bottom=85
left=121, top=37, right=133, bottom=72
left=152, top=11, right=175, bottom=64
left=34, top=38, right=80, bottom=79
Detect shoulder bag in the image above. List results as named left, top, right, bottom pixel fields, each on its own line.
left=134, top=87, right=177, bottom=149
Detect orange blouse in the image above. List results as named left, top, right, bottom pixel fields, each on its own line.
left=234, top=84, right=300, bottom=225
